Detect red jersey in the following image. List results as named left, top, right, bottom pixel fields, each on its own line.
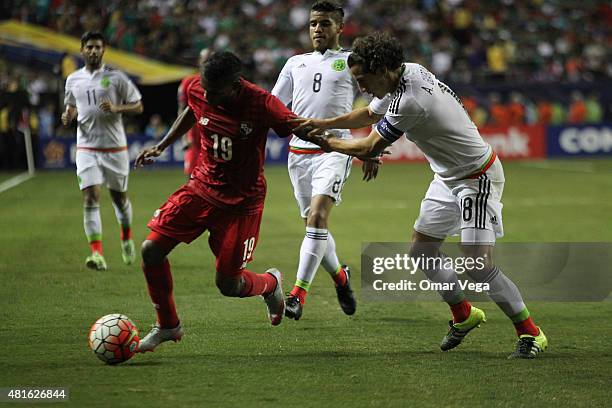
left=179, top=74, right=202, bottom=175
left=186, top=77, right=295, bottom=213
left=179, top=74, right=202, bottom=145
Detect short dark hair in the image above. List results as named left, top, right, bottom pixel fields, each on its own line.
left=348, top=32, right=404, bottom=74
left=80, top=31, right=105, bottom=47
left=311, top=1, right=344, bottom=24
left=202, top=51, right=243, bottom=83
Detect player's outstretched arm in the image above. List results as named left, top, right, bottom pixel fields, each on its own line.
left=134, top=107, right=196, bottom=168
left=311, top=128, right=390, bottom=159
left=292, top=107, right=383, bottom=137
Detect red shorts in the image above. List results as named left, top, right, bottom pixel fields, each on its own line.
left=147, top=185, right=263, bottom=277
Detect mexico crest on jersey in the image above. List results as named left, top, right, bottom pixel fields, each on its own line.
left=101, top=76, right=111, bottom=88
left=331, top=59, right=346, bottom=71
left=240, top=122, right=253, bottom=137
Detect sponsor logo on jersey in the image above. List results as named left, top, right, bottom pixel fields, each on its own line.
left=331, top=59, right=346, bottom=71
left=199, top=117, right=209, bottom=126
left=297, top=63, right=307, bottom=69
left=240, top=122, right=253, bottom=137
left=153, top=209, right=161, bottom=218
left=101, top=76, right=111, bottom=88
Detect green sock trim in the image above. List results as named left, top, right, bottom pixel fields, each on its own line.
left=87, top=233, right=102, bottom=242
left=332, top=264, right=342, bottom=276
left=511, top=308, right=530, bottom=323
left=295, top=279, right=311, bottom=291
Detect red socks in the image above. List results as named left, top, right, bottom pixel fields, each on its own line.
left=239, top=270, right=278, bottom=297
left=120, top=227, right=132, bottom=241
left=142, top=259, right=179, bottom=329
left=332, top=267, right=347, bottom=287
left=514, top=316, right=539, bottom=337
left=450, top=300, right=472, bottom=323
left=290, top=286, right=308, bottom=305
left=90, top=240, right=103, bottom=254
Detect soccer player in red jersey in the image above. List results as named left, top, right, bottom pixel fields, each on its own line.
left=177, top=48, right=213, bottom=176
left=134, top=51, right=307, bottom=352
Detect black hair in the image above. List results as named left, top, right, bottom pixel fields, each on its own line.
left=80, top=31, right=106, bottom=47
left=348, top=32, right=404, bottom=74
left=311, top=1, right=344, bottom=24
left=202, top=51, right=243, bottom=83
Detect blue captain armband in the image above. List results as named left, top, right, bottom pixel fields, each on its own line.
left=376, top=117, right=404, bottom=143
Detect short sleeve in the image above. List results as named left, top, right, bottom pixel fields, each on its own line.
left=271, top=58, right=295, bottom=107
left=117, top=72, right=142, bottom=103
left=375, top=93, right=426, bottom=143
left=64, top=77, right=76, bottom=106
left=264, top=93, right=297, bottom=138
left=369, top=95, right=392, bottom=115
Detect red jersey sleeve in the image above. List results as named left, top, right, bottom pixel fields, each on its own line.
left=263, top=93, right=297, bottom=138
left=186, top=77, right=204, bottom=118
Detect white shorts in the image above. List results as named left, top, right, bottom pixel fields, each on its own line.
left=414, top=158, right=505, bottom=244
left=76, top=149, right=130, bottom=192
left=288, top=151, right=352, bottom=218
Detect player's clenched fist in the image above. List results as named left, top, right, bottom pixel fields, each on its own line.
left=99, top=99, right=118, bottom=113
left=134, top=145, right=164, bottom=168
left=61, top=111, right=70, bottom=126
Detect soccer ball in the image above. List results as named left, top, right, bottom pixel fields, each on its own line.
left=88, top=314, right=140, bottom=364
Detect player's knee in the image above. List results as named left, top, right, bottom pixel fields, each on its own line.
left=141, top=240, right=165, bottom=266
left=215, top=275, right=242, bottom=297
left=410, top=231, right=443, bottom=258
left=465, top=263, right=497, bottom=283
left=83, top=194, right=99, bottom=207
left=306, top=209, right=328, bottom=228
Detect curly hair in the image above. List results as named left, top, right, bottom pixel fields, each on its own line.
left=202, top=51, right=242, bottom=82
left=311, top=1, right=344, bottom=24
left=348, top=32, right=404, bottom=74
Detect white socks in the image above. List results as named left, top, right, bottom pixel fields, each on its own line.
left=419, top=254, right=464, bottom=304
left=321, top=231, right=341, bottom=275
left=112, top=199, right=132, bottom=232
left=467, top=265, right=526, bottom=318
left=295, top=227, right=328, bottom=290
left=84, top=204, right=102, bottom=242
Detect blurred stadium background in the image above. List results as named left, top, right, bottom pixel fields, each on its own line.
left=0, top=0, right=610, bottom=173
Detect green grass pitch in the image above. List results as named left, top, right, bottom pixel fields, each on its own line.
left=1, top=159, right=611, bottom=407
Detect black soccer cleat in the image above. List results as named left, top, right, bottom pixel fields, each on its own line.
left=335, top=265, right=356, bottom=316
left=440, top=306, right=486, bottom=351
left=285, top=295, right=303, bottom=320
left=508, top=329, right=548, bottom=359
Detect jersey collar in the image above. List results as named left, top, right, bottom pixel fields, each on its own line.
left=315, top=47, right=342, bottom=56
left=84, top=64, right=106, bottom=76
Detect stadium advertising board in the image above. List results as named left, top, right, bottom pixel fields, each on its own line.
left=40, top=124, right=612, bottom=170
left=351, top=124, right=547, bottom=162
left=39, top=133, right=289, bottom=169
left=547, top=124, right=612, bottom=157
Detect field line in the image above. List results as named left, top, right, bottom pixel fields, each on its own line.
left=0, top=172, right=35, bottom=194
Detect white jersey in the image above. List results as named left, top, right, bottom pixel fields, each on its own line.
left=64, top=65, right=141, bottom=148
left=272, top=48, right=360, bottom=149
left=370, top=63, right=493, bottom=181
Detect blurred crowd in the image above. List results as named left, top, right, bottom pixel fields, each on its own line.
left=6, top=0, right=611, bottom=89
left=0, top=58, right=605, bottom=155
left=1, top=0, right=610, bottom=163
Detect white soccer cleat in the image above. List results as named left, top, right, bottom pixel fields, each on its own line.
left=262, top=268, right=285, bottom=326
left=137, top=323, right=184, bottom=353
